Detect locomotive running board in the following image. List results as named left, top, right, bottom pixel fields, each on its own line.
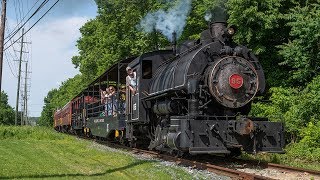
left=189, top=147, right=230, bottom=154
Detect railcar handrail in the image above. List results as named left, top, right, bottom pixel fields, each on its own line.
left=86, top=98, right=125, bottom=118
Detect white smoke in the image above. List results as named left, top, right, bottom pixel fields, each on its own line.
left=204, top=11, right=212, bottom=22
left=205, top=0, right=227, bottom=23
left=139, top=0, right=192, bottom=42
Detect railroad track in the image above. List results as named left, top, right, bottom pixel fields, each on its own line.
left=130, top=148, right=271, bottom=180
left=80, top=136, right=320, bottom=180
left=192, top=154, right=320, bottom=180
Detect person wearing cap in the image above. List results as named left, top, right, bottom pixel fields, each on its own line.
left=126, top=66, right=136, bottom=94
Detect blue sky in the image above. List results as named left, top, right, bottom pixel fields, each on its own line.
left=2, top=0, right=97, bottom=117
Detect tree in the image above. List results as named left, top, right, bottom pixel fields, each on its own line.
left=278, top=3, right=320, bottom=85
left=73, top=0, right=169, bottom=81
left=39, top=75, right=87, bottom=126
left=226, top=0, right=298, bottom=87
left=0, top=91, right=15, bottom=125
left=38, top=89, right=58, bottom=127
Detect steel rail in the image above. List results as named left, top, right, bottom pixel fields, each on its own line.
left=267, top=163, right=320, bottom=176
left=130, top=148, right=272, bottom=180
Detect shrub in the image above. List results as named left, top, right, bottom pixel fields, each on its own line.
left=0, top=126, right=69, bottom=140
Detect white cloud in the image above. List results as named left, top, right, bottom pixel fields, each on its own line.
left=3, top=16, right=90, bottom=117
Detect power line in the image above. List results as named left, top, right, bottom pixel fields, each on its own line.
left=17, top=0, right=22, bottom=22
left=5, top=18, right=19, bottom=73
left=3, top=42, right=17, bottom=75
left=4, top=0, right=60, bottom=52
left=4, top=51, right=17, bottom=77
left=4, top=0, right=49, bottom=43
left=10, top=0, right=41, bottom=37
left=13, top=0, right=19, bottom=24
left=19, top=0, right=25, bottom=19
left=6, top=49, right=18, bottom=73
left=5, top=0, right=48, bottom=41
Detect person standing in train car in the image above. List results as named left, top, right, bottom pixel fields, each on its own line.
left=126, top=66, right=137, bottom=115
left=106, top=86, right=117, bottom=117
left=119, top=85, right=126, bottom=114
left=100, top=89, right=107, bottom=104
left=103, top=88, right=109, bottom=116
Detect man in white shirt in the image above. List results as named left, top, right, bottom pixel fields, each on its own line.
left=126, top=66, right=136, bottom=94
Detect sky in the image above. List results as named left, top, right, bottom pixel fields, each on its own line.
left=2, top=0, right=97, bottom=117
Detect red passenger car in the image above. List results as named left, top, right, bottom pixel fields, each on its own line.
left=54, top=101, right=72, bottom=132
left=54, top=96, right=98, bottom=133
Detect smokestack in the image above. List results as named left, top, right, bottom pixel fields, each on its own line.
left=209, top=1, right=227, bottom=41
left=172, top=31, right=177, bottom=55
left=153, top=27, right=159, bottom=50
left=210, top=22, right=227, bottom=40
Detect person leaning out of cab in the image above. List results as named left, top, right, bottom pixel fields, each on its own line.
left=126, top=66, right=137, bottom=95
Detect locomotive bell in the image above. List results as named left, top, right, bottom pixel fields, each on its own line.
left=207, top=56, right=259, bottom=108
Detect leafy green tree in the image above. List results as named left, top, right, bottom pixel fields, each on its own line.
left=0, top=91, right=15, bottom=125
left=226, top=0, right=297, bottom=87
left=278, top=3, right=320, bottom=85
left=73, top=0, right=170, bottom=81
left=39, top=75, right=87, bottom=126
left=38, top=89, right=58, bottom=127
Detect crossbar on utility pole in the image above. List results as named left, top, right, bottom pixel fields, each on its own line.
left=0, top=0, right=7, bottom=99
left=15, top=28, right=24, bottom=126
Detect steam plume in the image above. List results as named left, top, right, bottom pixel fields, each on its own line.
left=139, top=0, right=192, bottom=42
left=204, top=11, right=212, bottom=22
left=204, top=0, right=227, bottom=22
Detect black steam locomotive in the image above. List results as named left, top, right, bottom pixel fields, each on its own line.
left=54, top=22, right=284, bottom=156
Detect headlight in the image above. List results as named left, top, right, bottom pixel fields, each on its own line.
left=226, top=25, right=237, bottom=36
left=227, top=27, right=235, bottom=35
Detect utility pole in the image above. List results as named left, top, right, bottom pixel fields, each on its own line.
left=0, top=0, right=7, bottom=99
left=15, top=28, right=24, bottom=126
left=24, top=62, right=28, bottom=125
left=20, top=102, right=23, bottom=125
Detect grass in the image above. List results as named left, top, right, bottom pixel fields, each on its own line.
left=240, top=152, right=320, bottom=171
left=0, top=126, right=205, bottom=180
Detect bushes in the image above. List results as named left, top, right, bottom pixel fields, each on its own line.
left=0, top=126, right=68, bottom=140
left=0, top=91, right=15, bottom=125
left=285, top=122, right=320, bottom=162
left=250, top=75, right=320, bottom=162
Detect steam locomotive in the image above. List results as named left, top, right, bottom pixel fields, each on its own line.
left=54, top=22, right=284, bottom=156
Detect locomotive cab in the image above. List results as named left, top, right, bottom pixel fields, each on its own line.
left=125, top=51, right=174, bottom=146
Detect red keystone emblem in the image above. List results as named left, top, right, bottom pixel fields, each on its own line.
left=229, top=74, right=243, bottom=89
